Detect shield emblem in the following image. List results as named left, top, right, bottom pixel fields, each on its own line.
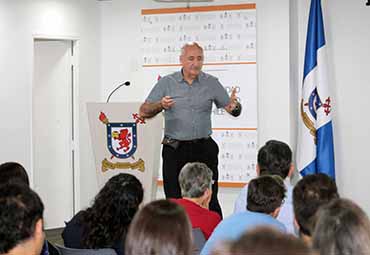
left=307, top=88, right=322, bottom=120
left=106, top=122, right=137, bottom=158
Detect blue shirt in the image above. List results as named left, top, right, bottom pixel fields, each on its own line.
left=146, top=70, right=230, bottom=140
left=200, top=210, right=286, bottom=255
left=233, top=179, right=296, bottom=235
left=40, top=241, right=49, bottom=255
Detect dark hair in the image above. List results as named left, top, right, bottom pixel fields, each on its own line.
left=212, top=226, right=317, bottom=255
left=257, top=140, right=292, bottom=179
left=0, top=161, right=30, bottom=186
left=293, top=173, right=339, bottom=236
left=179, top=162, right=213, bottom=198
left=247, top=175, right=286, bottom=214
left=313, top=199, right=370, bottom=255
left=80, top=173, right=143, bottom=249
left=0, top=183, right=44, bottom=253
left=125, top=199, right=192, bottom=255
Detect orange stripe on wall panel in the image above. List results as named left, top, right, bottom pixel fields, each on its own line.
left=205, top=62, right=256, bottom=66
left=143, top=64, right=182, bottom=68
left=142, top=4, right=256, bottom=15
left=218, top=182, right=247, bottom=188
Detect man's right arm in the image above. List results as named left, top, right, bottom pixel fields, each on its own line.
left=139, top=101, right=163, bottom=119
left=139, top=96, right=175, bottom=118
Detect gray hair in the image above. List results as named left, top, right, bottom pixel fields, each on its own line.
left=179, top=162, right=212, bottom=198
left=180, top=42, right=203, bottom=56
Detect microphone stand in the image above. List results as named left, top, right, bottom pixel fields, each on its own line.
left=106, top=81, right=130, bottom=103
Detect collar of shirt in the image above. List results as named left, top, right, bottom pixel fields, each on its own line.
left=284, top=179, right=291, bottom=187
left=174, top=69, right=206, bottom=83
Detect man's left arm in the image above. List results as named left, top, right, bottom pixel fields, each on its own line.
left=224, top=87, right=242, bottom=117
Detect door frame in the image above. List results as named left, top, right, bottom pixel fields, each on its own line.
left=31, top=34, right=80, bottom=216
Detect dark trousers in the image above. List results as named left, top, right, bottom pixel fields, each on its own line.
left=162, top=137, right=223, bottom=218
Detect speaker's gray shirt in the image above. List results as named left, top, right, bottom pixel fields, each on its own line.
left=146, top=70, right=230, bottom=140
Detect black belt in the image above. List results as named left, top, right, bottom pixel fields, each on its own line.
left=179, top=137, right=209, bottom=144
left=162, top=136, right=209, bottom=149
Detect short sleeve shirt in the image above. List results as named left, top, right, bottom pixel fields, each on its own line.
left=172, top=198, right=221, bottom=240
left=233, top=180, right=296, bottom=235
left=146, top=70, right=230, bottom=140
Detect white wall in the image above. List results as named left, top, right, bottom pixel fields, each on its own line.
left=4, top=0, right=368, bottom=219
left=100, top=0, right=291, bottom=144
left=293, top=1, right=370, bottom=215
left=100, top=0, right=291, bottom=217
left=0, top=0, right=101, bottom=210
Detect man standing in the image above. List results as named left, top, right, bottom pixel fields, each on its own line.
left=140, top=42, right=242, bottom=217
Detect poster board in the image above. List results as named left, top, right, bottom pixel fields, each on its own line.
left=87, top=102, right=163, bottom=203
left=141, top=4, right=257, bottom=186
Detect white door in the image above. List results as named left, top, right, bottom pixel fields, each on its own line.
left=33, top=40, right=75, bottom=229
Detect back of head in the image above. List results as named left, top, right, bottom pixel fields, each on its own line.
left=125, top=199, right=192, bottom=255
left=212, top=226, right=317, bottom=255
left=0, top=161, right=30, bottom=186
left=313, top=198, right=370, bottom=255
left=179, top=162, right=212, bottom=198
left=247, top=175, right=286, bottom=214
left=293, top=173, right=339, bottom=236
left=0, top=183, right=44, bottom=254
left=82, top=173, right=143, bottom=248
left=257, top=140, right=292, bottom=179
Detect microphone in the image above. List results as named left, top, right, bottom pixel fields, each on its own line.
left=106, top=81, right=130, bottom=103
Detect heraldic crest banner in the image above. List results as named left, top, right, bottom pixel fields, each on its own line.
left=87, top=102, right=163, bottom=203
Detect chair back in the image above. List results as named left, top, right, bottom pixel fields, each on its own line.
left=47, top=241, right=61, bottom=255
left=192, top=228, right=206, bottom=255
left=55, top=244, right=117, bottom=255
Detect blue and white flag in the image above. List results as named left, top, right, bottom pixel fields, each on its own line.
left=297, top=0, right=335, bottom=179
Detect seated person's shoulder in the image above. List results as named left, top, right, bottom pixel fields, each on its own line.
left=209, top=210, right=221, bottom=222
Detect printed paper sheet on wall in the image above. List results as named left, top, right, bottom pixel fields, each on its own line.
left=141, top=4, right=257, bottom=186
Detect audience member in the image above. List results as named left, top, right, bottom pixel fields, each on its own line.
left=201, top=175, right=286, bottom=255
left=313, top=198, right=370, bottom=255
left=0, top=161, right=50, bottom=255
left=234, top=140, right=295, bottom=234
left=172, top=162, right=221, bottom=239
left=211, top=226, right=317, bottom=255
left=62, top=173, right=143, bottom=255
left=0, top=161, right=29, bottom=186
left=0, top=183, right=45, bottom=255
left=293, top=173, right=339, bottom=245
left=125, top=199, right=192, bottom=255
